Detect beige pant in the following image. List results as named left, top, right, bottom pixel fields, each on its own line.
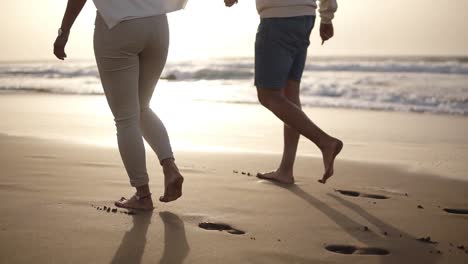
left=94, top=13, right=173, bottom=187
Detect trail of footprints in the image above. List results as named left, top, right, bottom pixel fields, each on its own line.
left=91, top=205, right=136, bottom=215
left=335, top=189, right=468, bottom=217
left=90, top=173, right=468, bottom=256
left=232, top=170, right=468, bottom=256
left=90, top=199, right=467, bottom=256
left=334, top=188, right=468, bottom=216
left=233, top=170, right=254, bottom=176
left=233, top=168, right=468, bottom=217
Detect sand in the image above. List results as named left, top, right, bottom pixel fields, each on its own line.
left=0, top=94, right=467, bottom=263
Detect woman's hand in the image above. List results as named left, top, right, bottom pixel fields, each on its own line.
left=320, top=23, right=334, bottom=45
left=53, top=31, right=69, bottom=60
left=224, top=0, right=238, bottom=7
left=54, top=0, right=88, bottom=60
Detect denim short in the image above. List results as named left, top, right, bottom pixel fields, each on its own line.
left=255, top=16, right=316, bottom=89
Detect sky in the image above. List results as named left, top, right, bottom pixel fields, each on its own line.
left=1, top=0, right=468, bottom=61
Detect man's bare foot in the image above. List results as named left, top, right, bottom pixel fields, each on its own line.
left=318, top=138, right=343, bottom=184
left=257, top=170, right=295, bottom=184
left=159, top=164, right=184, bottom=203
left=115, top=194, right=154, bottom=211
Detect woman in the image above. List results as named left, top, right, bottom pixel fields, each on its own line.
left=53, top=0, right=187, bottom=210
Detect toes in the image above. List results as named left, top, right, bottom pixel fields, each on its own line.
left=159, top=190, right=175, bottom=202
left=319, top=171, right=332, bottom=184
left=159, top=195, right=176, bottom=203
left=257, top=172, right=275, bottom=179
left=318, top=176, right=327, bottom=184
left=115, top=201, right=126, bottom=208
left=159, top=178, right=183, bottom=203
left=115, top=197, right=128, bottom=207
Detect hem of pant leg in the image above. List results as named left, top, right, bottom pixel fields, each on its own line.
left=159, top=154, right=175, bottom=165
left=130, top=180, right=150, bottom=188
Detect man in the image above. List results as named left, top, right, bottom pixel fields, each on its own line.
left=225, top=0, right=343, bottom=184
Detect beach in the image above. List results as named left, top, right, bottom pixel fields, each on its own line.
left=0, top=92, right=467, bottom=263
left=3, top=0, right=468, bottom=260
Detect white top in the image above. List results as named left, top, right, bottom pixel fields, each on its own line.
left=256, top=0, right=337, bottom=24
left=92, top=0, right=188, bottom=29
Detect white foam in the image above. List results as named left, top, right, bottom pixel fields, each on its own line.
left=1, top=58, right=467, bottom=115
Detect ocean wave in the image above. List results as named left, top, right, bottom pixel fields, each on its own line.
left=2, top=58, right=468, bottom=81
left=162, top=68, right=253, bottom=81
left=0, top=86, right=102, bottom=95
left=1, top=58, right=467, bottom=116
left=304, top=60, right=468, bottom=75
left=1, top=68, right=99, bottom=78
left=162, top=60, right=468, bottom=81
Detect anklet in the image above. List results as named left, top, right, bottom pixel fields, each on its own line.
left=135, top=193, right=152, bottom=200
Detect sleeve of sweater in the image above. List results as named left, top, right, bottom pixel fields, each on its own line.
left=318, top=0, right=338, bottom=24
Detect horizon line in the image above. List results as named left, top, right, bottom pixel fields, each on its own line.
left=1, top=54, right=468, bottom=63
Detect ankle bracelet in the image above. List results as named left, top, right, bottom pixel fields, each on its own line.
left=135, top=193, right=152, bottom=200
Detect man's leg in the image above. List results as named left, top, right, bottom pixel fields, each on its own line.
left=258, top=80, right=301, bottom=184
left=257, top=86, right=343, bottom=184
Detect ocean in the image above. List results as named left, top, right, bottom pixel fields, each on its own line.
left=1, top=56, right=468, bottom=116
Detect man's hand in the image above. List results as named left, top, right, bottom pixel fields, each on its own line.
left=320, top=23, right=334, bottom=45
left=224, top=0, right=238, bottom=7
left=53, top=33, right=69, bottom=60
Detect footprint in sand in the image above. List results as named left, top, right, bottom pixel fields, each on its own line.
left=335, top=189, right=389, bottom=200
left=198, top=222, right=246, bottom=235
left=91, top=205, right=136, bottom=215
left=233, top=170, right=254, bottom=176
left=325, top=245, right=390, bottom=255
left=443, top=208, right=468, bottom=215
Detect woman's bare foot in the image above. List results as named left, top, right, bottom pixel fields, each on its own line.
left=160, top=159, right=184, bottom=203
left=257, top=170, right=295, bottom=184
left=318, top=138, right=343, bottom=184
left=115, top=194, right=154, bottom=211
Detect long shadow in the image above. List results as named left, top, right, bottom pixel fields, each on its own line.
left=159, top=211, right=190, bottom=264
left=270, top=182, right=439, bottom=263
left=280, top=184, right=379, bottom=240
left=329, top=193, right=440, bottom=264
left=110, top=212, right=152, bottom=264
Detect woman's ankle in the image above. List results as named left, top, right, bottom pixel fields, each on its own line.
left=161, top=158, right=179, bottom=171
left=136, top=184, right=151, bottom=197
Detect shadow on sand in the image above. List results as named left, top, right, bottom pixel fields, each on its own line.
left=273, top=183, right=440, bottom=263
left=110, top=212, right=152, bottom=264
left=110, top=211, right=189, bottom=264
left=159, top=211, right=190, bottom=264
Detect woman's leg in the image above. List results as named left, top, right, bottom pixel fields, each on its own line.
left=94, top=14, right=153, bottom=209
left=138, top=14, right=184, bottom=203
left=138, top=15, right=173, bottom=162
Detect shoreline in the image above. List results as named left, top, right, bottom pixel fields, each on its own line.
left=1, top=93, right=467, bottom=182
left=1, top=91, right=468, bottom=118
left=3, top=131, right=466, bottom=186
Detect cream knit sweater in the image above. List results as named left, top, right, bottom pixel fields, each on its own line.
left=256, top=0, right=338, bottom=24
